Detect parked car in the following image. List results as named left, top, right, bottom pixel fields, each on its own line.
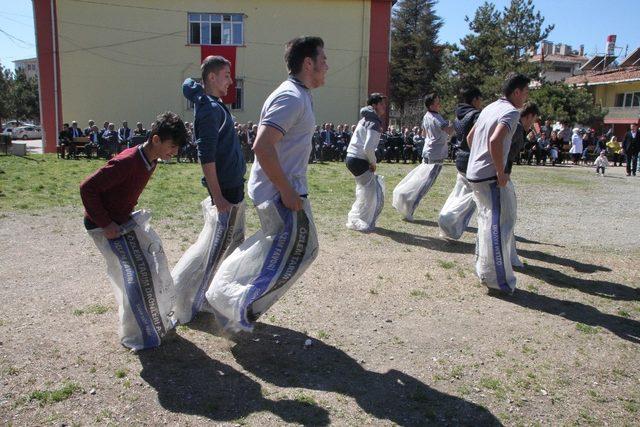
left=12, top=125, right=42, bottom=140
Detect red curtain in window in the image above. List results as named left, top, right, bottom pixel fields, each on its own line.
left=201, top=46, right=237, bottom=104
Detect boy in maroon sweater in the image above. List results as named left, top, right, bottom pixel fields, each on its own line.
left=80, top=112, right=187, bottom=237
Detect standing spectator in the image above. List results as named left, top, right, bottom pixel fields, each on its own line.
left=402, top=128, right=414, bottom=163
left=311, top=125, right=321, bottom=163
left=412, top=126, right=424, bottom=163
left=540, top=119, right=553, bottom=139
left=118, top=121, right=132, bottom=150
left=621, top=123, right=639, bottom=176
left=103, top=123, right=119, bottom=159
left=320, top=123, right=334, bottom=162
left=569, top=128, right=583, bottom=165
left=548, top=130, right=561, bottom=165
left=606, top=135, right=622, bottom=166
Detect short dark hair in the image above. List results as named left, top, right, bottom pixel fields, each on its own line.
left=520, top=102, right=540, bottom=118
left=459, top=87, right=482, bottom=105
left=285, top=36, right=324, bottom=75
left=149, top=111, right=188, bottom=147
left=502, top=73, right=531, bottom=97
left=423, top=92, right=439, bottom=108
left=201, top=55, right=231, bottom=82
left=367, top=92, right=386, bottom=106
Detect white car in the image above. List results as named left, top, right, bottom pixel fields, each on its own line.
left=12, top=125, right=42, bottom=140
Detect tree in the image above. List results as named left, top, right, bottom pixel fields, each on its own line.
left=13, top=69, right=39, bottom=121
left=455, top=0, right=553, bottom=98
left=0, top=64, right=14, bottom=125
left=390, top=0, right=443, bottom=125
left=528, top=83, right=606, bottom=125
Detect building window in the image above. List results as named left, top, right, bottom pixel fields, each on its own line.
left=232, top=79, right=243, bottom=110
left=188, top=13, right=243, bottom=46
left=615, top=92, right=640, bottom=108
left=553, top=65, right=572, bottom=73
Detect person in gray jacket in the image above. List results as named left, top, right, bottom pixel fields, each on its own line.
left=345, top=93, right=387, bottom=231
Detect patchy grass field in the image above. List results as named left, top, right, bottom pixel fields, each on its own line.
left=0, top=154, right=639, bottom=426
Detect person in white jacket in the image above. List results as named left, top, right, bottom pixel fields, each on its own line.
left=345, top=93, right=387, bottom=231
left=570, top=128, right=583, bottom=164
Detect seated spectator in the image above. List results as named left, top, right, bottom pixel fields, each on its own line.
left=58, top=123, right=72, bottom=159
left=548, top=130, right=561, bottom=166
left=83, top=120, right=95, bottom=136
left=85, top=125, right=100, bottom=159
left=133, top=121, right=147, bottom=136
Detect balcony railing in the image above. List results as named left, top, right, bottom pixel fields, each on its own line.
left=604, top=106, right=640, bottom=120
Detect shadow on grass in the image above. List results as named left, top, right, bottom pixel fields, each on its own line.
left=229, top=324, right=502, bottom=426
left=489, top=289, right=640, bottom=343
left=516, top=264, right=637, bottom=302
left=138, top=334, right=330, bottom=425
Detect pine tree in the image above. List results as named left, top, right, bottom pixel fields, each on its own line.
left=13, top=69, right=39, bottom=121
left=390, top=0, right=443, bottom=125
left=0, top=65, right=14, bottom=125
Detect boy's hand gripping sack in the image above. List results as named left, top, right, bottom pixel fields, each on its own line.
left=346, top=171, right=385, bottom=231
left=88, top=211, right=176, bottom=350
left=392, top=161, right=443, bottom=221
left=438, top=173, right=476, bottom=240
left=206, top=198, right=319, bottom=332
left=171, top=198, right=245, bottom=324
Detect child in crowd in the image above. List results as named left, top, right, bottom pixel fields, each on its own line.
left=594, top=150, right=609, bottom=176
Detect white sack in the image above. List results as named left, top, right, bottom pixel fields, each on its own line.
left=471, top=180, right=517, bottom=293
left=171, top=198, right=245, bottom=324
left=206, top=198, right=319, bottom=332
left=346, top=171, right=385, bottom=231
left=89, top=211, right=176, bottom=350
left=438, top=173, right=476, bottom=240
left=392, top=161, right=443, bottom=221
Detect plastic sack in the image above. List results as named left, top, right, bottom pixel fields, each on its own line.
left=346, top=171, right=385, bottom=231
left=171, top=198, right=245, bottom=324
left=438, top=173, right=476, bottom=239
left=392, top=161, right=443, bottom=220
left=206, top=198, right=319, bottom=332
left=471, top=180, right=517, bottom=293
left=88, top=211, right=176, bottom=350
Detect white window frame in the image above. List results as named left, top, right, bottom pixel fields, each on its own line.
left=617, top=92, right=640, bottom=108
left=188, top=13, right=244, bottom=46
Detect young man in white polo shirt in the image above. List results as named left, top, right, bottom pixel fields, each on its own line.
left=466, top=73, right=530, bottom=294
left=467, top=74, right=531, bottom=294
left=207, top=36, right=328, bottom=330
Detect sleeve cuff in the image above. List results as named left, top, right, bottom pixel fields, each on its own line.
left=262, top=121, right=286, bottom=136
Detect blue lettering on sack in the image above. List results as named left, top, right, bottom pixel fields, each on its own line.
left=489, top=182, right=510, bottom=292
left=109, top=233, right=160, bottom=348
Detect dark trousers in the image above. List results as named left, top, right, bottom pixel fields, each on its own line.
left=596, top=166, right=605, bottom=175
left=345, top=156, right=369, bottom=177
left=626, top=153, right=638, bottom=175
left=206, top=184, right=245, bottom=205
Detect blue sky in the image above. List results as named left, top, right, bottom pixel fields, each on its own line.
left=1, top=0, right=639, bottom=70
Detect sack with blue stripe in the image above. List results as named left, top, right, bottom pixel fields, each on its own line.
left=438, top=173, right=476, bottom=240
left=171, top=198, right=245, bottom=324
left=88, top=211, right=177, bottom=350
left=392, top=160, right=443, bottom=221
left=346, top=172, right=385, bottom=232
left=471, top=180, right=517, bottom=293
left=206, top=198, right=319, bottom=332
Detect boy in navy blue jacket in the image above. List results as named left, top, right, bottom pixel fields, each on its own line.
left=183, top=56, right=246, bottom=211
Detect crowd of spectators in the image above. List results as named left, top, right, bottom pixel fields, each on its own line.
left=59, top=117, right=637, bottom=175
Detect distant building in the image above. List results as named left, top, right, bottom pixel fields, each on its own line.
left=13, top=57, right=38, bottom=79
left=565, top=46, right=640, bottom=139
left=529, top=41, right=588, bottom=84
left=33, top=0, right=394, bottom=153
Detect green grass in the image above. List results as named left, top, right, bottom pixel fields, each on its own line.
left=1, top=155, right=587, bottom=231
left=72, top=304, right=109, bottom=316
left=29, top=382, right=81, bottom=405
left=294, top=393, right=317, bottom=406
left=576, top=323, right=599, bottom=334
left=114, top=369, right=127, bottom=379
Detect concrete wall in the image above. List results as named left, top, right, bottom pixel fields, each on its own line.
left=55, top=0, right=372, bottom=130
left=593, top=81, right=640, bottom=106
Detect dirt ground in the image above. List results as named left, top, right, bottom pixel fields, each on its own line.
left=1, top=163, right=639, bottom=426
